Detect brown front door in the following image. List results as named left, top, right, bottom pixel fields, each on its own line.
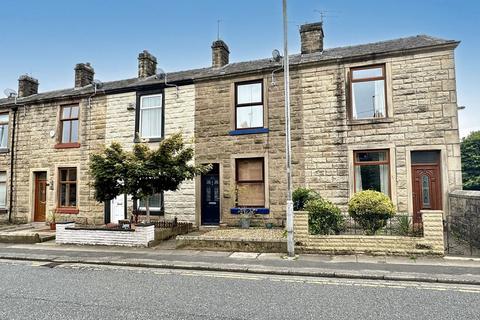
left=411, top=151, right=442, bottom=223
left=34, top=172, right=47, bottom=222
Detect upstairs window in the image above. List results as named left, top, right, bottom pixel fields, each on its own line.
left=354, top=150, right=390, bottom=196
left=0, top=114, right=8, bottom=149
left=60, top=105, right=79, bottom=144
left=235, top=81, right=263, bottom=129
left=58, top=168, right=77, bottom=208
left=236, top=158, right=265, bottom=207
left=140, top=94, right=163, bottom=139
left=350, top=65, right=386, bottom=119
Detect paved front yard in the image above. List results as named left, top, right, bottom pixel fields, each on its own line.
left=198, top=228, right=285, bottom=241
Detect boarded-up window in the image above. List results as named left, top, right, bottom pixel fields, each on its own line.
left=236, top=158, right=265, bottom=207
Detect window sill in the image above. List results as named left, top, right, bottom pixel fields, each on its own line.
left=133, top=137, right=163, bottom=143
left=54, top=143, right=81, bottom=149
left=0, top=148, right=9, bottom=154
left=55, top=208, right=79, bottom=214
left=348, top=118, right=393, bottom=126
left=230, top=208, right=270, bottom=214
left=136, top=210, right=164, bottom=216
left=0, top=208, right=7, bottom=214
left=229, top=128, right=269, bottom=136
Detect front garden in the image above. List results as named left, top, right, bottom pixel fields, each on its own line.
left=292, top=187, right=444, bottom=255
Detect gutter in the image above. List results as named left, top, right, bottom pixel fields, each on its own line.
left=8, top=106, right=17, bottom=223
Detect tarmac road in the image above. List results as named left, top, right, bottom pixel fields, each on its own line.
left=0, top=259, right=479, bottom=320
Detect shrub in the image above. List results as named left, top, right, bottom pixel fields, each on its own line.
left=293, top=187, right=320, bottom=211
left=306, top=198, right=345, bottom=235
left=348, top=190, right=396, bottom=235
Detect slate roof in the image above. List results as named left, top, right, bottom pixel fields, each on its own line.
left=0, top=35, right=458, bottom=106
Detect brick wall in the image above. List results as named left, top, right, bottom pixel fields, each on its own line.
left=56, top=222, right=154, bottom=247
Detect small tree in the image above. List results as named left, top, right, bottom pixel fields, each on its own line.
left=461, top=131, right=480, bottom=190
left=90, top=133, right=209, bottom=222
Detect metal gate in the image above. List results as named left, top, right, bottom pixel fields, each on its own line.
left=444, top=214, right=480, bottom=257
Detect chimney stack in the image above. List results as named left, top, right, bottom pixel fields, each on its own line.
left=18, top=75, right=39, bottom=98
left=211, top=40, right=229, bottom=68
left=138, top=50, right=157, bottom=78
left=300, top=22, right=324, bottom=54
left=75, top=63, right=95, bottom=88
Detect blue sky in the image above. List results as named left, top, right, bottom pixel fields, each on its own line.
left=0, top=0, right=478, bottom=136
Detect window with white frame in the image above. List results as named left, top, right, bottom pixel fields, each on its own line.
left=235, top=81, right=264, bottom=129
left=137, top=193, right=164, bottom=215
left=0, top=171, right=6, bottom=208
left=0, top=113, right=9, bottom=149
left=140, top=94, right=163, bottom=139
left=350, top=65, right=386, bottom=119
left=353, top=150, right=390, bottom=196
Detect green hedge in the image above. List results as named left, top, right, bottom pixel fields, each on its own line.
left=306, top=198, right=345, bottom=235
left=293, top=187, right=320, bottom=211
left=348, top=190, right=396, bottom=235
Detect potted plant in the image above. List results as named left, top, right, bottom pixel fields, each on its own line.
left=238, top=208, right=256, bottom=229
left=47, top=211, right=57, bottom=230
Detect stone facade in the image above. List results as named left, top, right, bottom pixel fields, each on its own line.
left=194, top=72, right=304, bottom=226
left=301, top=49, right=462, bottom=215
left=11, top=95, right=107, bottom=224
left=104, top=85, right=196, bottom=223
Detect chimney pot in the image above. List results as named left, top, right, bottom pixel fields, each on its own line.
left=211, top=40, right=230, bottom=68
left=18, top=75, right=39, bottom=98
left=75, top=63, right=95, bottom=88
left=138, top=50, right=157, bottom=78
left=300, top=22, right=324, bottom=54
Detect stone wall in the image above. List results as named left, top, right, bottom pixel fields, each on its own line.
left=301, top=48, right=462, bottom=214
left=294, top=210, right=445, bottom=255
left=56, top=222, right=154, bottom=247
left=11, top=95, right=107, bottom=224
left=105, top=86, right=196, bottom=223
left=449, top=190, right=480, bottom=217
left=194, top=72, right=305, bottom=226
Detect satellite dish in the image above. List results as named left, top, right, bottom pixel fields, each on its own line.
left=3, top=88, right=17, bottom=98
left=155, top=68, right=166, bottom=79
left=272, top=49, right=282, bottom=62
left=92, top=79, right=103, bottom=88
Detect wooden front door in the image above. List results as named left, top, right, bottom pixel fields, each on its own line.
left=412, top=164, right=442, bottom=223
left=201, top=164, right=220, bottom=225
left=34, top=172, right=47, bottom=222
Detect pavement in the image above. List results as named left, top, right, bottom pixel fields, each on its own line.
left=0, top=223, right=55, bottom=243
left=0, top=239, right=479, bottom=286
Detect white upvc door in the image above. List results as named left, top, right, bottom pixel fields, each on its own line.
left=110, top=195, right=125, bottom=224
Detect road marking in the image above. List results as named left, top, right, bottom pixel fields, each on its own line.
left=3, top=260, right=479, bottom=294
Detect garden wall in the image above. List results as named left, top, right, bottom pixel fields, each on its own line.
left=449, top=190, right=480, bottom=217
left=56, top=222, right=155, bottom=247
left=294, top=210, right=444, bottom=255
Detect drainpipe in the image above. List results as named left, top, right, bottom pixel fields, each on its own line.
left=8, top=106, right=18, bottom=223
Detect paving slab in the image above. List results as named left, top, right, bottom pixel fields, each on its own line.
left=229, top=252, right=260, bottom=259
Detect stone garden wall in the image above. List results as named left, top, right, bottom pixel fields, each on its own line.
left=294, top=210, right=445, bottom=255
left=449, top=190, right=480, bottom=217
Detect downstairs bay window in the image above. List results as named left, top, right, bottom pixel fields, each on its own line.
left=354, top=150, right=390, bottom=196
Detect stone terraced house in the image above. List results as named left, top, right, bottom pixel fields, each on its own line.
left=0, top=22, right=462, bottom=228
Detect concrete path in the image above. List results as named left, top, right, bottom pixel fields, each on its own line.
left=0, top=240, right=479, bottom=285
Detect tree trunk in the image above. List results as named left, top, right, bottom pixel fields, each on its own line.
left=145, top=196, right=150, bottom=223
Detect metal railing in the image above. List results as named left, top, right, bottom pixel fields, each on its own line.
left=309, top=214, right=424, bottom=237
